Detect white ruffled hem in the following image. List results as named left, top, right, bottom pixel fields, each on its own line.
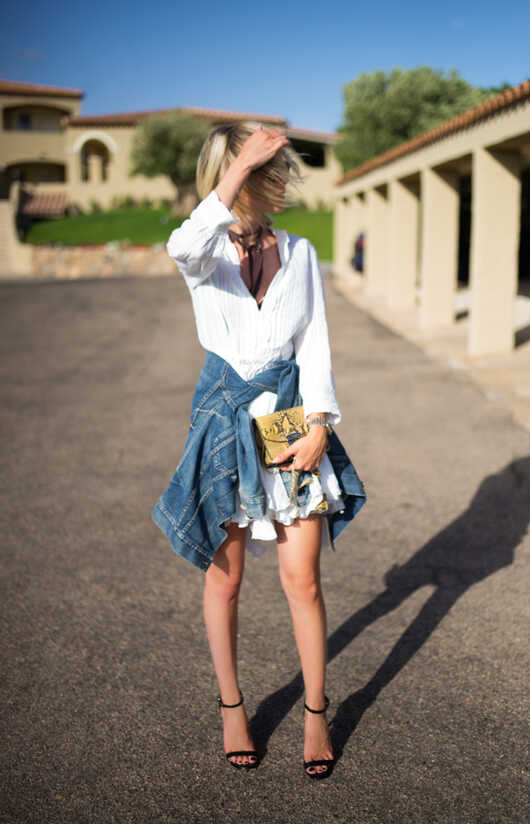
left=222, top=389, right=345, bottom=558
left=225, top=452, right=345, bottom=558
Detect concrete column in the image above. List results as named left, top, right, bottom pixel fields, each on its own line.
left=333, top=195, right=353, bottom=278
left=420, top=167, right=459, bottom=328
left=469, top=147, right=521, bottom=355
left=352, top=192, right=366, bottom=273
left=334, top=194, right=365, bottom=279
left=388, top=177, right=419, bottom=310
left=105, top=151, right=114, bottom=184
left=88, top=154, right=99, bottom=183
left=98, top=154, right=106, bottom=181
left=77, top=151, right=86, bottom=183
left=365, top=185, right=388, bottom=295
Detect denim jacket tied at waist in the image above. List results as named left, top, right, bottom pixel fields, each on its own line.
left=152, top=350, right=366, bottom=572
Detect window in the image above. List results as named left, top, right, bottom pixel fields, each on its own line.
left=80, top=140, right=110, bottom=183
left=18, top=113, right=31, bottom=130
left=289, top=138, right=325, bottom=168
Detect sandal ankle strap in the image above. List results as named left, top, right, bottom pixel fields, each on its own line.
left=304, top=695, right=330, bottom=714
left=217, top=689, right=244, bottom=709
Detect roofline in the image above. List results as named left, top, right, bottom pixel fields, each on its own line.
left=0, top=82, right=336, bottom=144
left=67, top=109, right=336, bottom=146
left=286, top=127, right=338, bottom=144
left=335, top=78, right=530, bottom=186
left=179, top=105, right=286, bottom=124
left=0, top=79, right=84, bottom=99
left=68, top=105, right=287, bottom=128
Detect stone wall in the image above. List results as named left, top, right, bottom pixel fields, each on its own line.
left=30, top=242, right=176, bottom=279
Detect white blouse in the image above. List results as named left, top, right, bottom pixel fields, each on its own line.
left=166, top=189, right=345, bottom=556
left=166, top=189, right=341, bottom=426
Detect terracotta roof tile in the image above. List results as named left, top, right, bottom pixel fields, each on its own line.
left=0, top=79, right=83, bottom=99
left=336, top=79, right=530, bottom=185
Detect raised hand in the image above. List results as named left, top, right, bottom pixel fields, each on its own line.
left=236, top=124, right=290, bottom=172
left=214, top=125, right=290, bottom=212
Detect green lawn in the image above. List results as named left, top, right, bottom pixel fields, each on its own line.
left=24, top=205, right=334, bottom=261
left=271, top=208, right=333, bottom=261
left=24, top=206, right=182, bottom=248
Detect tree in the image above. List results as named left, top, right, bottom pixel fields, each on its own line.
left=129, top=113, right=213, bottom=213
left=334, top=67, right=500, bottom=172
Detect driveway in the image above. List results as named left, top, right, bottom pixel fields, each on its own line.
left=1, top=274, right=528, bottom=823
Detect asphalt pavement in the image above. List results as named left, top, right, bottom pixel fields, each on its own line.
left=1, top=273, right=529, bottom=824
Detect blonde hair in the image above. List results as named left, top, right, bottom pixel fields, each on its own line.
left=196, top=121, right=304, bottom=228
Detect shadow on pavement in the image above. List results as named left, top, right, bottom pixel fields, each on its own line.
left=249, top=456, right=530, bottom=761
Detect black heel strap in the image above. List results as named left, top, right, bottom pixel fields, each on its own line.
left=304, top=695, right=330, bottom=713
left=217, top=690, right=243, bottom=709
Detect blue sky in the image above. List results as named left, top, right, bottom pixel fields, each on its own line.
left=1, top=0, right=529, bottom=133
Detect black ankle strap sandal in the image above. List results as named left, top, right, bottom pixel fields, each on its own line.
left=217, top=690, right=259, bottom=770
left=303, top=695, right=335, bottom=780
left=304, top=695, right=330, bottom=714
left=217, top=692, right=244, bottom=709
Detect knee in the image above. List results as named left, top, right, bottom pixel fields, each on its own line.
left=205, top=569, right=243, bottom=603
left=280, top=568, right=321, bottom=605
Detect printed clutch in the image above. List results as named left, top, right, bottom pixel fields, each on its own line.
left=252, top=405, right=309, bottom=468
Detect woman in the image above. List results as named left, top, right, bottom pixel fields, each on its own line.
left=152, top=122, right=366, bottom=779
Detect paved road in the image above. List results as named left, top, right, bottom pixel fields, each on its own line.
left=1, top=274, right=529, bottom=824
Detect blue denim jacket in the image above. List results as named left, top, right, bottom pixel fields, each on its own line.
left=152, top=350, right=366, bottom=571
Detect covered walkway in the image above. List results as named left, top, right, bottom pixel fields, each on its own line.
left=334, top=81, right=530, bottom=356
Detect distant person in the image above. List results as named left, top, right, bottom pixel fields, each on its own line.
left=152, top=123, right=366, bottom=779
left=352, top=232, right=364, bottom=272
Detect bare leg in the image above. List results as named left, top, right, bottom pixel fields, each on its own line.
left=203, top=522, right=257, bottom=767
left=276, top=514, right=334, bottom=776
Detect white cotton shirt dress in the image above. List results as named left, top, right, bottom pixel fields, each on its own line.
left=166, top=190, right=345, bottom=557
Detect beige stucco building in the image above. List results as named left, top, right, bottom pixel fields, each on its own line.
left=333, top=80, right=530, bottom=357
left=0, top=78, right=340, bottom=213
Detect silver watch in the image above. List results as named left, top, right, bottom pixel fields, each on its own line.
left=307, top=417, right=332, bottom=433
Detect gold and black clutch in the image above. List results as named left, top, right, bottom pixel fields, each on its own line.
left=253, top=405, right=330, bottom=513
left=252, top=405, right=310, bottom=468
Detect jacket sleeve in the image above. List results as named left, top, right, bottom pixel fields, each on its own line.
left=166, top=190, right=240, bottom=287
left=293, top=241, right=341, bottom=426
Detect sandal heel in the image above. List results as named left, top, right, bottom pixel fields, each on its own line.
left=217, top=690, right=259, bottom=770
left=303, top=695, right=335, bottom=780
